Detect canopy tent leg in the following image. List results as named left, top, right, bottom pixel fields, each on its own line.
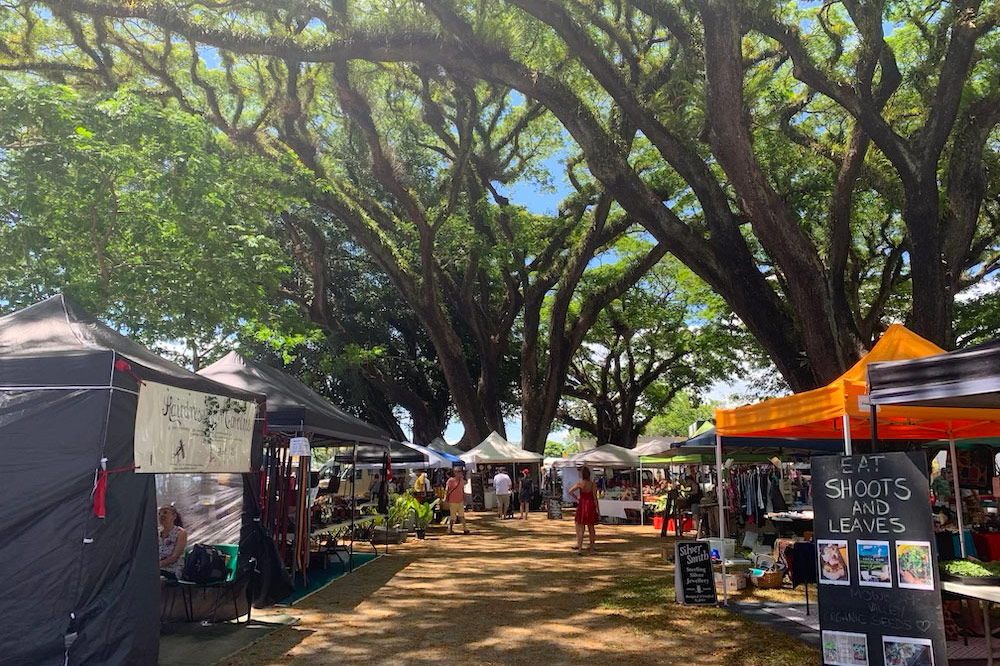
left=869, top=404, right=879, bottom=452
left=842, top=414, right=853, bottom=455
left=351, top=441, right=357, bottom=572
left=949, top=433, right=967, bottom=558
left=716, top=432, right=727, bottom=607
left=640, top=459, right=644, bottom=526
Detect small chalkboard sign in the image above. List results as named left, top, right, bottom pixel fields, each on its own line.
left=547, top=497, right=563, bottom=520
left=471, top=474, right=486, bottom=512
left=814, top=452, right=946, bottom=666
left=674, top=540, right=717, bottom=605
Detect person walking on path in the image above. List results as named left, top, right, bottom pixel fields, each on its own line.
left=682, top=473, right=703, bottom=538
left=517, top=468, right=533, bottom=520
left=445, top=469, right=470, bottom=535
left=493, top=468, right=512, bottom=519
left=569, top=467, right=599, bottom=553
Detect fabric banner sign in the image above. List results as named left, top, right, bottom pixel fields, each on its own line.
left=134, top=381, right=256, bottom=473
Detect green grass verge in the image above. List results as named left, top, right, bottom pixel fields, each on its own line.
left=597, top=574, right=820, bottom=666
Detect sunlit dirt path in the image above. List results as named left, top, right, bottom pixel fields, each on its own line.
left=222, top=513, right=816, bottom=666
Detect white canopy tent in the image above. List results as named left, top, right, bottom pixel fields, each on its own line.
left=459, top=431, right=544, bottom=467
left=632, top=437, right=685, bottom=458
left=553, top=444, right=655, bottom=524
left=552, top=443, right=639, bottom=468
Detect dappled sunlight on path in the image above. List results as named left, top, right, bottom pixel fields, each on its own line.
left=223, top=514, right=816, bottom=666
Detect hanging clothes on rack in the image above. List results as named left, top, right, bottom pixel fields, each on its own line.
left=725, top=464, right=785, bottom=529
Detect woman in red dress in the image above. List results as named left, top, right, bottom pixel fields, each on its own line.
left=569, top=466, right=599, bottom=553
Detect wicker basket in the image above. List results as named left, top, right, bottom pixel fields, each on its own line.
left=752, top=570, right=785, bottom=589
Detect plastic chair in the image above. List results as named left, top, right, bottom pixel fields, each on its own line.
left=178, top=544, right=249, bottom=624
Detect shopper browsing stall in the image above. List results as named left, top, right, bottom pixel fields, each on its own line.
left=494, top=468, right=512, bottom=519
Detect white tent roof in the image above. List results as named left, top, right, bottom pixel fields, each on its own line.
left=632, top=437, right=685, bottom=457
left=552, top=444, right=640, bottom=468
left=460, top=431, right=544, bottom=464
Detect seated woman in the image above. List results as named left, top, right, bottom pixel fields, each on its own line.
left=158, top=505, right=188, bottom=580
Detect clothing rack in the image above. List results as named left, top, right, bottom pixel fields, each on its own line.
left=724, top=463, right=788, bottom=531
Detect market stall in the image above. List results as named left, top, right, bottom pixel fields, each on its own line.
left=199, top=352, right=396, bottom=589
left=427, top=436, right=467, bottom=460
left=710, top=325, right=1000, bottom=604
left=553, top=445, right=649, bottom=522
left=460, top=432, right=544, bottom=510
left=867, top=342, right=1000, bottom=662
left=0, top=296, right=277, bottom=666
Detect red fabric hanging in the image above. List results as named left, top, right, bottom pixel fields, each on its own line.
left=113, top=358, right=144, bottom=386
left=92, top=460, right=138, bottom=518
left=92, top=458, right=108, bottom=518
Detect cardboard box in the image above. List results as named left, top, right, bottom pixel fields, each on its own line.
left=714, top=572, right=747, bottom=592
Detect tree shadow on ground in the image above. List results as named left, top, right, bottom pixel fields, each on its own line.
left=217, top=513, right=818, bottom=666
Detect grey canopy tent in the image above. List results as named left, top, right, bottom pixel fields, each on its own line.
left=199, top=352, right=393, bottom=445
left=199, top=352, right=399, bottom=583
left=0, top=295, right=270, bottom=666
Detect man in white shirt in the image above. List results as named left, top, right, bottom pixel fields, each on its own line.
left=493, top=469, right=513, bottom=519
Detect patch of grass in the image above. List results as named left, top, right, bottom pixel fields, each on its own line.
left=597, top=575, right=819, bottom=666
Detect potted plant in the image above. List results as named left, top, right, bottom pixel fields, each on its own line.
left=651, top=496, right=669, bottom=531
left=412, top=498, right=439, bottom=539
left=373, top=493, right=412, bottom=544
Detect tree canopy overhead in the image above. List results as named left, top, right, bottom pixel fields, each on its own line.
left=3, top=0, right=998, bottom=446
left=0, top=84, right=288, bottom=365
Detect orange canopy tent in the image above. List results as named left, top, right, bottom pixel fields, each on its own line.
left=716, top=324, right=1000, bottom=444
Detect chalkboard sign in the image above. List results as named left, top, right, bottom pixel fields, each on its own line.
left=547, top=497, right=563, bottom=520
left=471, top=474, right=485, bottom=512
left=674, top=540, right=717, bottom=605
left=814, top=452, right=946, bottom=666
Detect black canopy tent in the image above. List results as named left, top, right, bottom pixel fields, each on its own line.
left=867, top=341, right=1000, bottom=558
left=198, top=352, right=400, bottom=587
left=332, top=441, right=427, bottom=464
left=199, top=352, right=393, bottom=445
left=868, top=338, right=1000, bottom=409
left=0, top=295, right=275, bottom=666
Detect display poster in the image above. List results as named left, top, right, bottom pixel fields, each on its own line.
left=674, top=540, right=717, bottom=605
left=813, top=452, right=946, bottom=666
left=471, top=474, right=486, bottom=512
left=290, top=437, right=311, bottom=457
left=134, top=381, right=256, bottom=473
left=956, top=445, right=993, bottom=492
left=547, top=496, right=563, bottom=520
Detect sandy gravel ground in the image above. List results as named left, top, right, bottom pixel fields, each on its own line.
left=223, top=512, right=818, bottom=666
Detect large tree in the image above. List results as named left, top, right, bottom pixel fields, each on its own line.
left=7, top=0, right=999, bottom=433
left=0, top=84, right=287, bottom=364
left=0, top=3, right=669, bottom=449
left=243, top=210, right=456, bottom=443
left=557, top=254, right=740, bottom=446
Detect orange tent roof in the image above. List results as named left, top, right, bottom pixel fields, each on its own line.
left=716, top=324, right=1000, bottom=440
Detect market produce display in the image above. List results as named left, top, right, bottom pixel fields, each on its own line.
left=939, top=558, right=1000, bottom=584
